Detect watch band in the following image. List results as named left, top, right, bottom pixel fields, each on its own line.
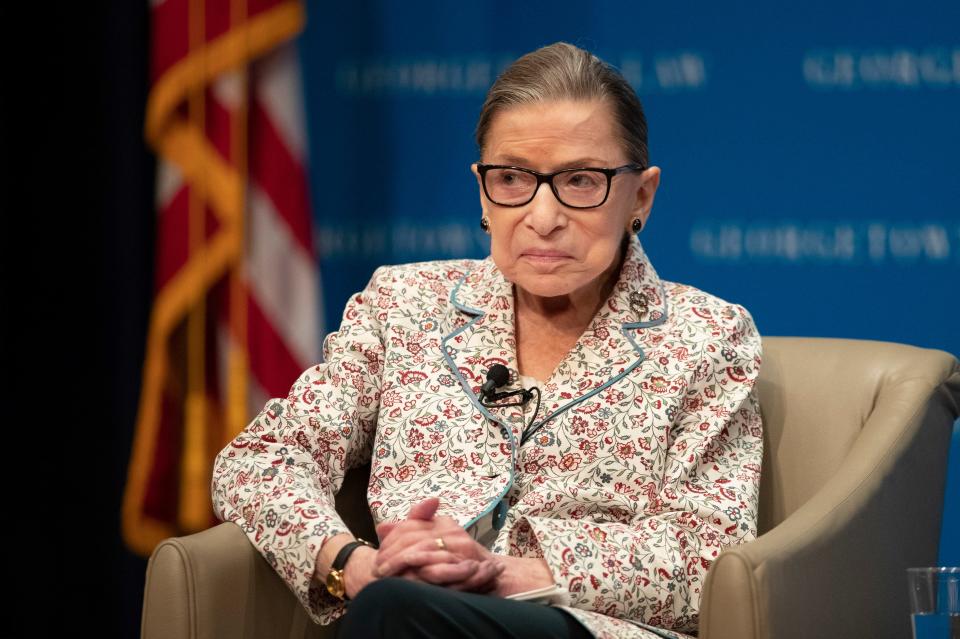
left=325, top=538, right=373, bottom=601
left=332, top=539, right=370, bottom=572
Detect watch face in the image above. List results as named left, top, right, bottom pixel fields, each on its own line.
left=326, top=569, right=346, bottom=599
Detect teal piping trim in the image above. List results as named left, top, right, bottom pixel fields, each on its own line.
left=444, top=270, right=516, bottom=530
left=448, top=272, right=483, bottom=315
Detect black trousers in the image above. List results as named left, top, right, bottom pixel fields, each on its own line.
left=335, top=578, right=594, bottom=639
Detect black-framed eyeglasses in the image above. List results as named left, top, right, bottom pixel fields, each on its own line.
left=476, top=163, right=645, bottom=209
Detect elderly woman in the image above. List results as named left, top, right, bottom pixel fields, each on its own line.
left=212, top=42, right=762, bottom=639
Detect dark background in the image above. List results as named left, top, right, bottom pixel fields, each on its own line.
left=6, top=4, right=153, bottom=635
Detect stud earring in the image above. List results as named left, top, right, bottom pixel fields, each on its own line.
left=480, top=217, right=490, bottom=233
left=631, top=218, right=643, bottom=233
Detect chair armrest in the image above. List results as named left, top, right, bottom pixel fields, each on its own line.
left=141, top=464, right=374, bottom=639
left=141, top=522, right=329, bottom=639
left=700, top=368, right=959, bottom=639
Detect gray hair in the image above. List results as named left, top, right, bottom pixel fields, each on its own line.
left=475, top=42, right=649, bottom=168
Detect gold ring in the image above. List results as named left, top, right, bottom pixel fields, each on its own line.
left=435, top=537, right=446, bottom=550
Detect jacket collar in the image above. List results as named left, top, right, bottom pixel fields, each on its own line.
left=445, top=235, right=669, bottom=442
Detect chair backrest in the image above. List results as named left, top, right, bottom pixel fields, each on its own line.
left=755, top=336, right=958, bottom=535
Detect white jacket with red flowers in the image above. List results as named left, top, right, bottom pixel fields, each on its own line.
left=211, top=235, right=763, bottom=639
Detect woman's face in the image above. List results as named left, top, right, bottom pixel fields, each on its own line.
left=473, top=99, right=660, bottom=301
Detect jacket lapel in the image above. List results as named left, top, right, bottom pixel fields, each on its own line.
left=442, top=259, right=527, bottom=451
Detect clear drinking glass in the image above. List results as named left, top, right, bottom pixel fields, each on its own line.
left=907, top=567, right=959, bottom=639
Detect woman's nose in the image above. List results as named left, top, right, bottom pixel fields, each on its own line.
left=525, top=182, right=567, bottom=236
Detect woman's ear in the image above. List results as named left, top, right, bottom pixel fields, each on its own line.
left=471, top=162, right=485, bottom=188
left=472, top=163, right=490, bottom=217
left=631, top=166, right=661, bottom=228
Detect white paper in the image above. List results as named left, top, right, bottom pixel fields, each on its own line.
left=505, top=584, right=570, bottom=606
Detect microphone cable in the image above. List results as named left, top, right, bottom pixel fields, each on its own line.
left=478, top=365, right=542, bottom=440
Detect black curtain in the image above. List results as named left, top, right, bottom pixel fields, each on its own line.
left=6, top=4, right=155, bottom=636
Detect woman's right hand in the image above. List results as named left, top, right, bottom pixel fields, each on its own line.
left=337, top=497, right=503, bottom=597
left=325, top=499, right=446, bottom=599
left=371, top=498, right=504, bottom=592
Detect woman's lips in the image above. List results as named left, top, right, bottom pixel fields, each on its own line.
left=521, top=249, right=572, bottom=261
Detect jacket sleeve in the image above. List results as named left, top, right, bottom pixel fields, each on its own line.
left=210, top=266, right=392, bottom=625
left=509, top=304, right=763, bottom=633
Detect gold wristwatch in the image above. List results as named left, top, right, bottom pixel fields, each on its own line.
left=325, top=537, right=373, bottom=600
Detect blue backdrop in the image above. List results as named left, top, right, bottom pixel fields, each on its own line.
left=298, top=0, right=959, bottom=558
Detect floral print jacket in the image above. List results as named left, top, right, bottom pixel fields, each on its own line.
left=211, top=235, right=763, bottom=639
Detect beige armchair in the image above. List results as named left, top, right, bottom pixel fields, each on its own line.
left=141, top=338, right=960, bottom=639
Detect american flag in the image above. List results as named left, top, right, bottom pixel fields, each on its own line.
left=122, top=0, right=321, bottom=556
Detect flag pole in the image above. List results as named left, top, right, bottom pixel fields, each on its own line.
left=181, top=0, right=211, bottom=532
left=227, top=0, right=250, bottom=441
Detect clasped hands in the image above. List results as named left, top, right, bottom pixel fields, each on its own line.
left=343, top=497, right=505, bottom=598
